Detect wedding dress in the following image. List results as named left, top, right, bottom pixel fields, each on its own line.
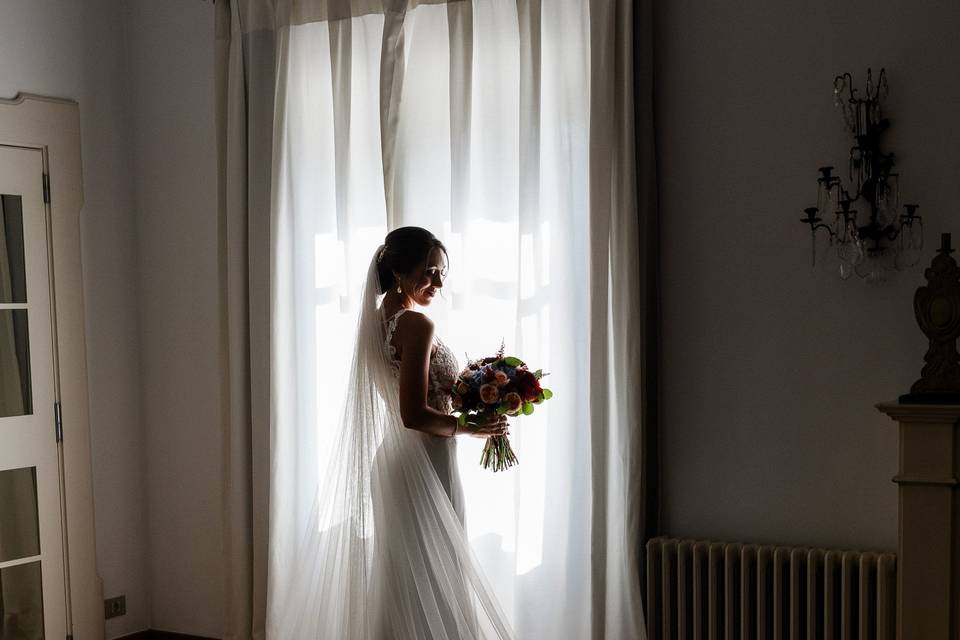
left=382, top=307, right=465, bottom=522
left=267, top=250, right=514, bottom=640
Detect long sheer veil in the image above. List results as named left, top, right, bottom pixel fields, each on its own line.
left=266, top=248, right=515, bottom=639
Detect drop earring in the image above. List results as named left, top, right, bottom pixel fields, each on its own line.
left=396, top=285, right=402, bottom=295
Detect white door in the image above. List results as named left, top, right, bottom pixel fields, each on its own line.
left=0, top=145, right=66, bottom=639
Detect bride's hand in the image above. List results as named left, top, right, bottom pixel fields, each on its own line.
left=463, top=415, right=509, bottom=438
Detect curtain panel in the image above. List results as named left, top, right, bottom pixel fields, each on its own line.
left=215, top=2, right=275, bottom=638
left=216, top=0, right=655, bottom=637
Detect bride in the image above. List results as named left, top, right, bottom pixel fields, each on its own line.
left=270, top=227, right=515, bottom=639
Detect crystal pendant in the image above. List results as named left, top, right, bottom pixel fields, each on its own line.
left=813, top=227, right=838, bottom=274
left=839, top=259, right=855, bottom=280
left=895, top=222, right=924, bottom=269
left=856, top=247, right=895, bottom=283
left=833, top=76, right=846, bottom=109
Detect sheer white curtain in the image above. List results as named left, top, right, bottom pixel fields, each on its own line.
left=265, top=0, right=645, bottom=637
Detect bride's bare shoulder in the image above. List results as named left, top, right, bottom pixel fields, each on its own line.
left=397, top=310, right=434, bottom=336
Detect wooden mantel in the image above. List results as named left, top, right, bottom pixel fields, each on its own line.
left=877, top=402, right=960, bottom=639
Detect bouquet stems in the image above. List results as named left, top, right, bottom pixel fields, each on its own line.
left=479, top=434, right=518, bottom=472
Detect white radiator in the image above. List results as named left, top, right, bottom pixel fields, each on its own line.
left=645, top=538, right=897, bottom=640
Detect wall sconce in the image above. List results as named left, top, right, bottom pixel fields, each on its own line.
left=800, top=68, right=923, bottom=282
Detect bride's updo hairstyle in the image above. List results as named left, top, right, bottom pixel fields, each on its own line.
left=375, top=226, right=448, bottom=294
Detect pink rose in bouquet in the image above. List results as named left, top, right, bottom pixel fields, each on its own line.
left=504, top=392, right=523, bottom=414
left=479, top=383, right=500, bottom=404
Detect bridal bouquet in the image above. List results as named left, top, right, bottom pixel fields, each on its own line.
left=449, top=345, right=553, bottom=472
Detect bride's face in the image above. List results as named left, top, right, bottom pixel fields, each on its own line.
left=401, top=247, right=447, bottom=307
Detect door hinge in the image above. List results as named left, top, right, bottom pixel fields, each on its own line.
left=54, top=401, right=63, bottom=443
left=42, top=173, right=50, bottom=204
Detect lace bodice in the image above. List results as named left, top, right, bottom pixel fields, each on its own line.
left=384, top=308, right=459, bottom=412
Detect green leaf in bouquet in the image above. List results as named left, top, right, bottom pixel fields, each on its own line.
left=495, top=404, right=508, bottom=415
left=534, top=369, right=543, bottom=378
left=522, top=402, right=534, bottom=415
left=458, top=413, right=468, bottom=426
left=533, top=394, right=543, bottom=404
left=503, top=356, right=524, bottom=367
left=542, top=388, right=553, bottom=400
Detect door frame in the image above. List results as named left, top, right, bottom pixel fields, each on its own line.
left=0, top=93, right=103, bottom=639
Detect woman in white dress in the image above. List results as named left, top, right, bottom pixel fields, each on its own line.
left=268, top=227, right=515, bottom=639
left=376, top=228, right=509, bottom=518
left=371, top=227, right=511, bottom=639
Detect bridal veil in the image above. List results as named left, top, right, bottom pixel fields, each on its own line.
left=266, top=250, right=514, bottom=640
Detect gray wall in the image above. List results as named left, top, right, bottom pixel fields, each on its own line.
left=656, top=0, right=960, bottom=551
left=124, top=2, right=222, bottom=635
left=0, top=1, right=220, bottom=637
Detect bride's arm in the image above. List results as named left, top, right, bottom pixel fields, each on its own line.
left=396, top=312, right=506, bottom=438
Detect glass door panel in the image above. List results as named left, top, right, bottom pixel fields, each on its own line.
left=0, top=467, right=39, bottom=563
left=0, top=195, right=26, bottom=305
left=0, top=310, right=32, bottom=419
left=0, top=560, right=44, bottom=639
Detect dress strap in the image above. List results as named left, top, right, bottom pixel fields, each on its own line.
left=384, top=308, right=407, bottom=362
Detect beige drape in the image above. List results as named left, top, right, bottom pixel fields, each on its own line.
left=216, top=0, right=655, bottom=637
left=587, top=0, right=650, bottom=635
left=216, top=2, right=274, bottom=638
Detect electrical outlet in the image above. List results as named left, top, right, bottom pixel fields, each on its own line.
left=104, top=595, right=126, bottom=619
